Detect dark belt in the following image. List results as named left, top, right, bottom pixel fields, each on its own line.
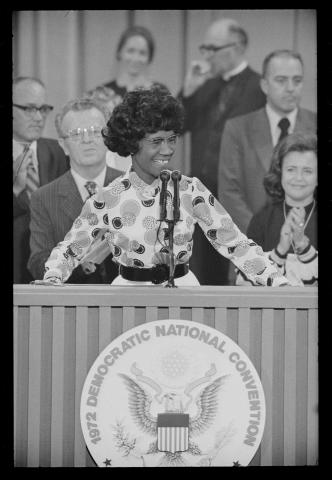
left=119, top=263, right=189, bottom=284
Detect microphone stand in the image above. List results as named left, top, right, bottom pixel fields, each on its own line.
left=165, top=219, right=176, bottom=288
left=165, top=171, right=181, bottom=288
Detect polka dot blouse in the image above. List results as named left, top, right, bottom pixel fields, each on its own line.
left=44, top=169, right=287, bottom=286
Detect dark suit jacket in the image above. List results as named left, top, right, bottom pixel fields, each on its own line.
left=180, top=66, right=266, bottom=196
left=13, top=138, right=69, bottom=283
left=218, top=107, right=317, bottom=233
left=28, top=166, right=122, bottom=283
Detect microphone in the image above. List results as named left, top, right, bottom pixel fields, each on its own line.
left=159, top=170, right=170, bottom=221
left=171, top=170, right=182, bottom=222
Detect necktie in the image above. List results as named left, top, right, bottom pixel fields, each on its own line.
left=278, top=117, right=290, bottom=143
left=25, top=150, right=40, bottom=198
left=218, top=77, right=237, bottom=119
left=84, top=180, right=97, bottom=198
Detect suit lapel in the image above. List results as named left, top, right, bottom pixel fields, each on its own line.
left=251, top=109, right=274, bottom=172
left=58, top=167, right=120, bottom=224
left=58, top=171, right=83, bottom=223
left=294, top=108, right=310, bottom=132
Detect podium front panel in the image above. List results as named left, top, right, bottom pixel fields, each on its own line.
left=13, top=285, right=318, bottom=467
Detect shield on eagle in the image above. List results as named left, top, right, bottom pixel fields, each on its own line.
left=157, top=413, right=189, bottom=453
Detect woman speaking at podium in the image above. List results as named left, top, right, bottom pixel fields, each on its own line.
left=40, top=86, right=288, bottom=287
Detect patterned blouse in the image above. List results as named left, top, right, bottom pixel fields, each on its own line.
left=44, top=169, right=287, bottom=286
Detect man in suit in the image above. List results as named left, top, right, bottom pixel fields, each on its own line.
left=28, top=97, right=123, bottom=284
left=178, top=17, right=266, bottom=285
left=13, top=76, right=69, bottom=283
left=218, top=50, right=317, bottom=235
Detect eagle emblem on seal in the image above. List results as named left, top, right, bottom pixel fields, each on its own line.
left=113, top=361, right=232, bottom=466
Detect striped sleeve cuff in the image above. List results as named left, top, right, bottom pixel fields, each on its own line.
left=270, top=248, right=287, bottom=266
left=44, top=268, right=63, bottom=282
left=297, top=245, right=317, bottom=264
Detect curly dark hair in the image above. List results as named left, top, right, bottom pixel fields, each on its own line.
left=263, top=132, right=317, bottom=201
left=102, top=85, right=184, bottom=157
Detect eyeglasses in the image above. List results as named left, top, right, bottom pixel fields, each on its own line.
left=62, top=126, right=104, bottom=143
left=199, top=42, right=237, bottom=55
left=143, top=134, right=178, bottom=148
left=13, top=103, right=54, bottom=117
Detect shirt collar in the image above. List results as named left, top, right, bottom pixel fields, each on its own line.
left=70, top=165, right=107, bottom=201
left=265, top=103, right=298, bottom=146
left=124, top=167, right=162, bottom=198
left=222, top=60, right=248, bottom=81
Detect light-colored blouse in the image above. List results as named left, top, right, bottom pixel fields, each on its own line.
left=44, top=168, right=287, bottom=286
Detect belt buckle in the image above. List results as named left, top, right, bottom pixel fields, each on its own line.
left=151, top=264, right=169, bottom=284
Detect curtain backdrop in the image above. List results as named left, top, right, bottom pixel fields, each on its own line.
left=12, top=9, right=316, bottom=174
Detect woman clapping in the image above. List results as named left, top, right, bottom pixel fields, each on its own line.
left=239, top=132, right=317, bottom=286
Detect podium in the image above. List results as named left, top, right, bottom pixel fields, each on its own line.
left=14, top=285, right=318, bottom=467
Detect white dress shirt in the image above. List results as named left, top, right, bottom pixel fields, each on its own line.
left=223, top=60, right=248, bottom=81
left=265, top=104, right=298, bottom=147
left=70, top=166, right=107, bottom=202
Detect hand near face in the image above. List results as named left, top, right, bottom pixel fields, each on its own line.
left=183, top=61, right=212, bottom=97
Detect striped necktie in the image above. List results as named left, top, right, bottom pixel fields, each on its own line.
left=85, top=180, right=97, bottom=198
left=25, top=150, right=40, bottom=198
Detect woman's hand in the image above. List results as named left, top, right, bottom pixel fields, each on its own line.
left=30, top=277, right=63, bottom=286
left=81, top=261, right=97, bottom=274
left=278, top=207, right=306, bottom=255
left=277, top=214, right=293, bottom=255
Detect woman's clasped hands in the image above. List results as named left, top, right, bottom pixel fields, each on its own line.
left=278, top=206, right=309, bottom=255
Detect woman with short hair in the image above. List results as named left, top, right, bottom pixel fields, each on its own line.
left=40, top=86, right=288, bottom=287
left=238, top=132, right=317, bottom=286
left=96, top=25, right=167, bottom=99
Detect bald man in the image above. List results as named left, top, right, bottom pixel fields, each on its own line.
left=178, top=18, right=266, bottom=285
left=13, top=77, right=69, bottom=283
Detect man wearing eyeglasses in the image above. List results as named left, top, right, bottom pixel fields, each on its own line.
left=27, top=97, right=122, bottom=284
left=13, top=76, right=69, bottom=283
left=178, top=18, right=266, bottom=286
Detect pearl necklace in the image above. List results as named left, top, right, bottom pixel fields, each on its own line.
left=283, top=199, right=315, bottom=252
